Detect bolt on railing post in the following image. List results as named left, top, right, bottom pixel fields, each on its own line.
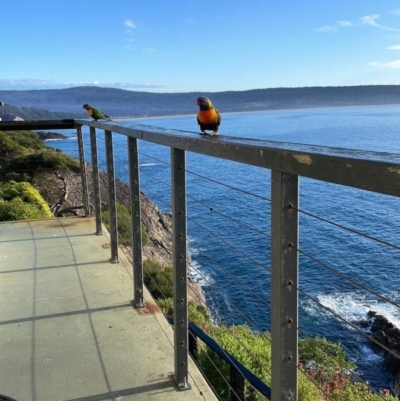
left=128, top=137, right=144, bottom=308
left=105, top=130, right=119, bottom=263
left=76, top=125, right=90, bottom=217
left=89, top=126, right=102, bottom=235
left=171, top=147, right=191, bottom=391
left=271, top=170, right=299, bottom=401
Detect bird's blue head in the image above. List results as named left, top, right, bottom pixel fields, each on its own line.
left=82, top=104, right=91, bottom=110
left=197, top=96, right=213, bottom=110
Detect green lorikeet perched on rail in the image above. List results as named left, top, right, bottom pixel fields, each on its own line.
left=196, top=96, right=221, bottom=135
left=82, top=104, right=112, bottom=121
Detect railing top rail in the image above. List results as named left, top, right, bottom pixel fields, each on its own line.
left=76, top=119, right=400, bottom=198
left=1, top=119, right=399, bottom=197
left=0, top=119, right=77, bottom=131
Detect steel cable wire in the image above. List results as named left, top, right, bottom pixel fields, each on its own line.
left=187, top=216, right=271, bottom=275
left=293, top=244, right=400, bottom=311
left=188, top=261, right=271, bottom=345
left=293, top=205, right=400, bottom=252
left=185, top=168, right=272, bottom=202
left=137, top=150, right=171, bottom=166
left=139, top=169, right=170, bottom=188
left=185, top=193, right=271, bottom=239
left=186, top=238, right=271, bottom=309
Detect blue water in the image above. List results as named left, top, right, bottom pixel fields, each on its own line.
left=47, top=104, right=400, bottom=390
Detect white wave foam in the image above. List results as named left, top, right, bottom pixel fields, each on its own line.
left=44, top=137, right=75, bottom=141
left=188, top=259, right=214, bottom=286
left=302, top=291, right=400, bottom=328
left=360, top=345, right=382, bottom=362
left=140, top=163, right=156, bottom=167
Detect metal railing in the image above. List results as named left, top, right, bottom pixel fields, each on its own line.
left=1, top=118, right=400, bottom=400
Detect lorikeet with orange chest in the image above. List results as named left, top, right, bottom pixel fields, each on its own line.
left=82, top=104, right=112, bottom=121
left=196, top=96, right=221, bottom=135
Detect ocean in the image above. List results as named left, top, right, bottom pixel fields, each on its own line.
left=47, top=104, right=400, bottom=390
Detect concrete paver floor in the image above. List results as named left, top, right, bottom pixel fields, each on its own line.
left=0, top=217, right=217, bottom=401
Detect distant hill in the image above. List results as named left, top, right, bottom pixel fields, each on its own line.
left=0, top=103, right=80, bottom=121
left=1, top=85, right=400, bottom=118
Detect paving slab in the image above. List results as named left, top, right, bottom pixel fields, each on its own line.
left=0, top=217, right=218, bottom=401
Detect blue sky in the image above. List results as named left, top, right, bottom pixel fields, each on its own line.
left=1, top=0, right=400, bottom=92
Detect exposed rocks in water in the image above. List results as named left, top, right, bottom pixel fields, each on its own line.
left=36, top=131, right=69, bottom=140
left=362, top=310, right=400, bottom=396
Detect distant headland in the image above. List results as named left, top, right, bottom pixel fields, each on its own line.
left=0, top=84, right=399, bottom=120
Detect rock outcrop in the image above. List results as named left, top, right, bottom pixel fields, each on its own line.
left=36, top=131, right=69, bottom=140
left=362, top=310, right=400, bottom=396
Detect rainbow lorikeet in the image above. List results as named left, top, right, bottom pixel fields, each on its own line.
left=82, top=104, right=112, bottom=121
left=196, top=96, right=221, bottom=135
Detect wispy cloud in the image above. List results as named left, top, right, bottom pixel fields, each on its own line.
left=337, top=20, right=352, bottom=27
left=0, top=79, right=169, bottom=90
left=124, top=19, right=136, bottom=29
left=369, top=60, right=400, bottom=70
left=392, top=8, right=400, bottom=15
left=316, top=25, right=336, bottom=32
left=317, top=20, right=352, bottom=32
left=387, top=44, right=400, bottom=50
left=185, top=18, right=196, bottom=24
left=360, top=14, right=399, bottom=31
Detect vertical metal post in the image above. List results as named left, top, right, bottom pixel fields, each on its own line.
left=89, top=127, right=102, bottom=235
left=76, top=126, right=90, bottom=217
left=105, top=130, right=119, bottom=263
left=128, top=137, right=144, bottom=307
left=271, top=170, right=299, bottom=401
left=171, top=147, right=190, bottom=391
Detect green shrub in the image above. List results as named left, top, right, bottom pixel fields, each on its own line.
left=7, top=131, right=47, bottom=151
left=299, top=336, right=356, bottom=380
left=2, top=172, right=33, bottom=183
left=0, top=131, right=26, bottom=159
left=2, top=150, right=80, bottom=177
left=157, top=298, right=210, bottom=326
left=0, top=181, right=53, bottom=221
left=143, top=259, right=173, bottom=299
